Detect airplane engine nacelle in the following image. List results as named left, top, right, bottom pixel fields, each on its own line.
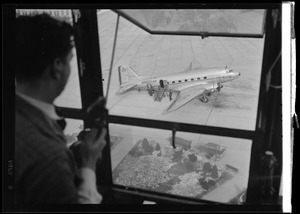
left=205, top=89, right=216, bottom=97
left=199, top=96, right=209, bottom=103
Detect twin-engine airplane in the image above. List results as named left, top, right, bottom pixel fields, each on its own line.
left=116, top=61, right=240, bottom=112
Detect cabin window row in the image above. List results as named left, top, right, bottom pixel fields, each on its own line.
left=167, top=76, right=207, bottom=84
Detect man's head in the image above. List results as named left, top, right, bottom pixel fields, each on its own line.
left=15, top=13, right=75, bottom=101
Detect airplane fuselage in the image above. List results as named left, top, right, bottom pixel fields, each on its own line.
left=116, top=65, right=241, bottom=111
left=131, top=67, right=240, bottom=92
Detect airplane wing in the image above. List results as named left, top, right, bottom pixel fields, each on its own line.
left=166, top=82, right=213, bottom=112
left=116, top=84, right=137, bottom=95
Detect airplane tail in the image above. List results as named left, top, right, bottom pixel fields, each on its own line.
left=118, top=66, right=140, bottom=86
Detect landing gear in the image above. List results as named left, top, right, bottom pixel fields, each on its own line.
left=198, top=84, right=223, bottom=103
left=199, top=96, right=209, bottom=103
left=169, top=91, right=173, bottom=101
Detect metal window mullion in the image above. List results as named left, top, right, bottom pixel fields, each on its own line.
left=111, top=185, right=218, bottom=205
left=108, top=115, right=259, bottom=141
left=72, top=9, right=113, bottom=187
left=54, top=107, right=85, bottom=120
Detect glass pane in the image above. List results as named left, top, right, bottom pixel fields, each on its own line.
left=110, top=123, right=252, bottom=204
left=64, top=118, right=84, bottom=147
left=117, top=9, right=266, bottom=36
left=55, top=47, right=82, bottom=108
left=16, top=9, right=82, bottom=109
left=99, top=10, right=264, bottom=131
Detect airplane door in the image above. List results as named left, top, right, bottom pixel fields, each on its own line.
left=159, top=79, right=164, bottom=88
left=163, top=80, right=168, bottom=89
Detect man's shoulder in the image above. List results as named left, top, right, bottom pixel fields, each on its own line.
left=15, top=95, right=67, bottom=157
left=16, top=94, right=65, bottom=140
left=15, top=112, right=66, bottom=151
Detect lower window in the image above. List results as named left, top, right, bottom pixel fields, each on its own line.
left=109, top=123, right=252, bottom=204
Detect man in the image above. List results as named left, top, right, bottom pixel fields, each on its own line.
left=15, top=13, right=107, bottom=204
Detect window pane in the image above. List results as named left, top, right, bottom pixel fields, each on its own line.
left=110, top=123, right=252, bottom=204
left=64, top=118, right=84, bottom=147
left=117, top=9, right=266, bottom=36
left=55, top=47, right=82, bottom=108
left=16, top=9, right=82, bottom=109
left=98, top=10, right=264, bottom=131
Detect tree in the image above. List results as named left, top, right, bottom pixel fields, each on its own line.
left=172, top=149, right=183, bottom=162
left=202, top=162, right=212, bottom=174
left=155, top=143, right=161, bottom=151
left=211, top=165, right=219, bottom=179
left=129, top=146, right=143, bottom=157
left=141, top=138, right=154, bottom=154
left=188, top=153, right=197, bottom=162
left=198, top=178, right=209, bottom=190
left=207, top=179, right=216, bottom=187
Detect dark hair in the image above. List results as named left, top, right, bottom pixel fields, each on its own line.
left=15, top=13, right=75, bottom=82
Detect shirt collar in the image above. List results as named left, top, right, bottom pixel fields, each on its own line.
left=16, top=92, right=63, bottom=120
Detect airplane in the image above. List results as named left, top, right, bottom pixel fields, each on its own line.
left=116, top=61, right=240, bottom=112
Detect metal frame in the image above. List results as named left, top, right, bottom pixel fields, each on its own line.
left=107, top=8, right=280, bottom=207
left=68, top=9, right=113, bottom=186
left=48, top=4, right=282, bottom=208
left=247, top=6, right=282, bottom=203
left=108, top=115, right=259, bottom=140
left=113, top=9, right=266, bottom=39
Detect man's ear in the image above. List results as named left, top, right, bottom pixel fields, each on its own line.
left=50, top=57, right=64, bottom=80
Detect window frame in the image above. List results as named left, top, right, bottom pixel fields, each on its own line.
left=73, top=7, right=280, bottom=205
left=114, top=8, right=267, bottom=39
left=100, top=6, right=280, bottom=206
left=17, top=5, right=281, bottom=208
